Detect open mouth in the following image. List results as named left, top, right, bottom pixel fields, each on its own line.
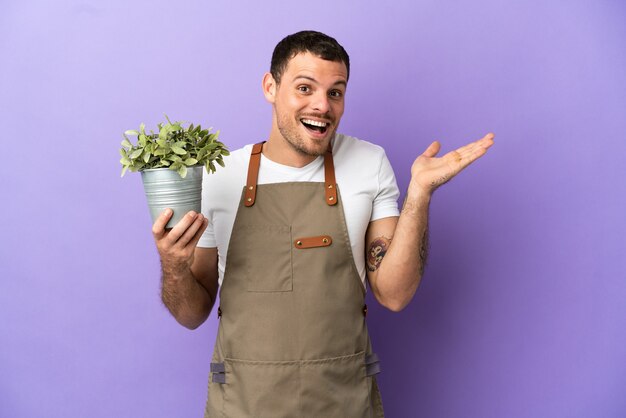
left=300, top=118, right=329, bottom=134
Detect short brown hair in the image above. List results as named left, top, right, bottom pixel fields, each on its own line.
left=270, top=31, right=350, bottom=84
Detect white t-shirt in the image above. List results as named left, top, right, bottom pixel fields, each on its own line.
left=198, top=133, right=400, bottom=286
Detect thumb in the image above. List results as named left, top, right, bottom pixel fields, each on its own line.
left=421, top=141, right=440, bottom=158
left=152, top=208, right=173, bottom=239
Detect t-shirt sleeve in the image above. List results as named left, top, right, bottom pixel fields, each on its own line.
left=371, top=150, right=400, bottom=221
left=198, top=176, right=218, bottom=248
left=197, top=218, right=217, bottom=248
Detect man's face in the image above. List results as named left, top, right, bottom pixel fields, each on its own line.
left=270, top=52, right=348, bottom=157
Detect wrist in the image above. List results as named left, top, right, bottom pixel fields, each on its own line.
left=161, top=258, right=193, bottom=281
left=406, top=180, right=433, bottom=203
left=402, top=184, right=432, bottom=216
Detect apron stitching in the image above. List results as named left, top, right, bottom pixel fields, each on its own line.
left=223, top=350, right=365, bottom=365
left=335, top=186, right=367, bottom=296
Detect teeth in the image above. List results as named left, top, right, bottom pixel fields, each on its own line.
left=301, top=119, right=328, bottom=127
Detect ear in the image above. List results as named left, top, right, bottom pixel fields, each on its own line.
left=262, top=72, right=277, bottom=104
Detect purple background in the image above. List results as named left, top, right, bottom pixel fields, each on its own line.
left=1, top=1, right=625, bottom=417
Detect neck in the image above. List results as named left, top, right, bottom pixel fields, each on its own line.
left=263, top=133, right=320, bottom=168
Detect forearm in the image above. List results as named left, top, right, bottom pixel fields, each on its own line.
left=371, top=133, right=494, bottom=311
left=161, top=262, right=214, bottom=330
left=375, top=184, right=431, bottom=310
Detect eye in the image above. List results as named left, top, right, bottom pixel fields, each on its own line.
left=329, top=90, right=343, bottom=98
left=297, top=85, right=311, bottom=93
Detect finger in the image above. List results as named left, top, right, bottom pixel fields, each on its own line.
left=458, top=132, right=494, bottom=150
left=152, top=208, right=173, bottom=240
left=471, top=133, right=495, bottom=154
left=421, top=141, right=441, bottom=158
left=176, top=213, right=207, bottom=248
left=470, top=133, right=495, bottom=151
left=187, top=217, right=209, bottom=249
left=453, top=133, right=495, bottom=162
left=444, top=146, right=486, bottom=172
left=166, top=211, right=200, bottom=244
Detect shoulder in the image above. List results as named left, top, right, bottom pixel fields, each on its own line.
left=332, top=133, right=391, bottom=173
left=201, top=144, right=252, bottom=197
left=205, top=144, right=251, bottom=179
left=333, top=133, right=387, bottom=157
left=222, top=144, right=253, bottom=170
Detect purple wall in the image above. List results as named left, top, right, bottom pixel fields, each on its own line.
left=1, top=1, right=625, bottom=417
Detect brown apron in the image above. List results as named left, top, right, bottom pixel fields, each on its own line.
left=205, top=142, right=384, bottom=418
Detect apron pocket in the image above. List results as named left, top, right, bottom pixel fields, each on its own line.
left=300, top=351, right=370, bottom=418
left=242, top=224, right=293, bottom=292
left=222, top=353, right=371, bottom=418
left=223, top=358, right=300, bottom=418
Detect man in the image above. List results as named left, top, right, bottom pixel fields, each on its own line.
left=152, top=31, right=493, bottom=417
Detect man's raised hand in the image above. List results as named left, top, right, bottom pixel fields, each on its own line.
left=410, top=133, right=495, bottom=195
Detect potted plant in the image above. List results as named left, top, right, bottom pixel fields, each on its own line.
left=120, top=116, right=229, bottom=228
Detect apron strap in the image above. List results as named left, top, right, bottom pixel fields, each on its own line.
left=244, top=140, right=338, bottom=207
left=244, top=142, right=264, bottom=207
left=324, top=144, right=338, bottom=206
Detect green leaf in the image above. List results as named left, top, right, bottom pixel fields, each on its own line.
left=121, top=165, right=128, bottom=177
left=159, top=159, right=171, bottom=166
left=171, top=146, right=187, bottom=155
left=124, top=130, right=139, bottom=136
left=216, top=158, right=225, bottom=167
left=168, top=155, right=182, bottom=162
left=153, top=147, right=168, bottom=156
left=121, top=138, right=133, bottom=148
left=196, top=136, right=207, bottom=147
left=142, top=150, right=151, bottom=163
left=177, top=165, right=187, bottom=178
left=130, top=149, right=143, bottom=159
left=184, top=158, right=198, bottom=165
left=120, top=156, right=131, bottom=165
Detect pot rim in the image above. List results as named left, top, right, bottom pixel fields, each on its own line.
left=141, top=165, right=204, bottom=172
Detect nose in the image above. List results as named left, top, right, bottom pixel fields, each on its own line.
left=311, top=91, right=330, bottom=114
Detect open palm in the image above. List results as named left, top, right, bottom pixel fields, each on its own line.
left=411, top=133, right=495, bottom=193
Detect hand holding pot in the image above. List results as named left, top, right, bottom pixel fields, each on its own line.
left=152, top=208, right=209, bottom=274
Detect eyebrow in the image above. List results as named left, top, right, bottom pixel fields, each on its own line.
left=294, top=75, right=347, bottom=88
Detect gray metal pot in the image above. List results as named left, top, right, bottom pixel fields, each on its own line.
left=141, top=166, right=203, bottom=229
